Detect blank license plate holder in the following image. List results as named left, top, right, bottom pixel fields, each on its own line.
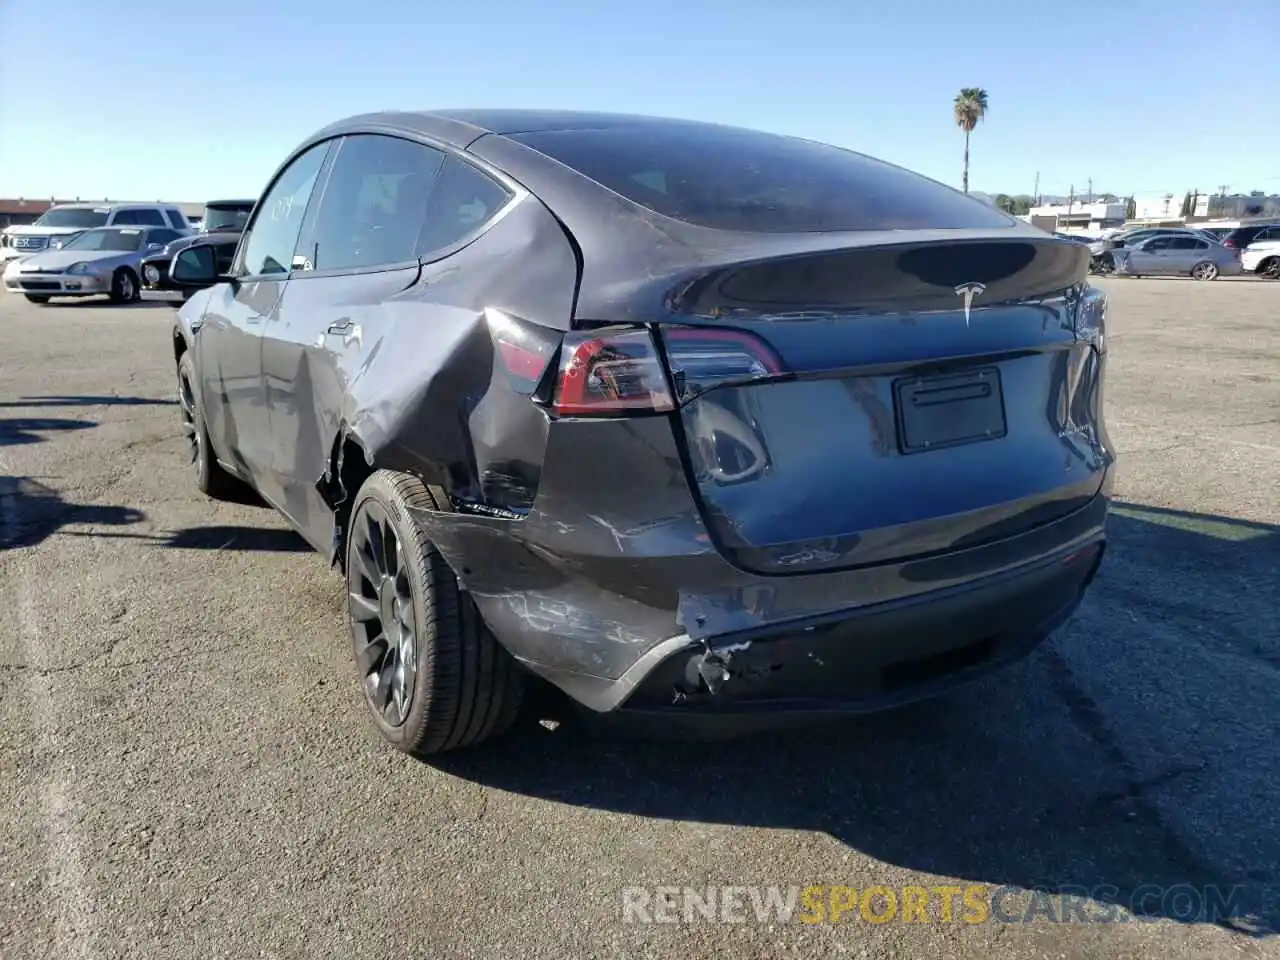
left=894, top=367, right=1007, bottom=454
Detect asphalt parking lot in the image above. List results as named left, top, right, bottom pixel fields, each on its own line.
left=0, top=278, right=1277, bottom=960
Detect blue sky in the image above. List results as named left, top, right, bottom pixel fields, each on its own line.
left=1, top=0, right=1277, bottom=202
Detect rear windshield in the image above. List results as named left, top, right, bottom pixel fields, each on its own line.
left=203, top=204, right=253, bottom=232
left=510, top=124, right=1013, bottom=233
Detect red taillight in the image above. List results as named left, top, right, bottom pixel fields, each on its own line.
left=1223, top=238, right=1237, bottom=249
left=552, top=329, right=675, bottom=416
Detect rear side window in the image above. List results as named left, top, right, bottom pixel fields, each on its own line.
left=166, top=209, right=188, bottom=229
left=416, top=156, right=513, bottom=258
left=308, top=134, right=447, bottom=271
left=114, top=208, right=167, bottom=226
left=510, top=124, right=1013, bottom=233
left=308, top=135, right=512, bottom=271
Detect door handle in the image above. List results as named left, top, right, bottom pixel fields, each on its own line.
left=326, top=319, right=353, bottom=335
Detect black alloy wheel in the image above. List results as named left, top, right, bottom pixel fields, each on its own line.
left=344, top=470, right=525, bottom=756
left=349, top=498, right=419, bottom=728
left=176, top=352, right=244, bottom=500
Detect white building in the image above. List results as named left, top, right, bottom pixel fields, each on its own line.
left=1027, top=200, right=1127, bottom=235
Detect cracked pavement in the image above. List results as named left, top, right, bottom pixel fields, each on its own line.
left=0, top=279, right=1277, bottom=959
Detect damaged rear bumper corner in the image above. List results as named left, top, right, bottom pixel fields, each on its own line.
left=526, top=538, right=1106, bottom=717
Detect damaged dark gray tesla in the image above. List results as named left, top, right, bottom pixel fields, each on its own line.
left=169, top=109, right=1114, bottom=755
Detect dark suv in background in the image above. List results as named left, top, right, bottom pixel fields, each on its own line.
left=1220, top=222, right=1280, bottom=252
left=141, top=199, right=255, bottom=298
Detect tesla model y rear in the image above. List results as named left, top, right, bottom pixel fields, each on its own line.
left=170, top=110, right=1113, bottom=754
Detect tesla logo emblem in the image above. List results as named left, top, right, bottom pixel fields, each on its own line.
left=954, top=282, right=986, bottom=327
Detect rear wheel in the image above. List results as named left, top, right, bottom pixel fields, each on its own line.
left=1191, top=261, right=1219, bottom=281
left=109, top=268, right=140, bottom=304
left=177, top=352, right=248, bottom=500
left=345, top=470, right=525, bottom=756
left=1259, top=257, right=1280, bottom=280
left=24, top=294, right=50, bottom=304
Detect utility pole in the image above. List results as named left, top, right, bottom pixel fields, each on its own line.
left=1033, top=171, right=1040, bottom=206
left=1067, top=184, right=1075, bottom=214
left=1218, top=184, right=1230, bottom=198
left=1087, top=178, right=1093, bottom=203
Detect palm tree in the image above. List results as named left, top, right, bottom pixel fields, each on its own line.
left=953, top=88, right=989, bottom=194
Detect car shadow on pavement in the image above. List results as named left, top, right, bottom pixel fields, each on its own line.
left=59, top=524, right=308, bottom=551
left=41, top=298, right=175, bottom=309
left=431, top=502, right=1279, bottom=938
left=0, top=395, right=175, bottom=409
left=160, top=525, right=310, bottom=551
left=0, top=476, right=145, bottom=550
left=0, top=416, right=98, bottom=447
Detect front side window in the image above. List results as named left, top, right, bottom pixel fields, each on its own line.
left=166, top=210, right=188, bottom=229
left=148, top=228, right=180, bottom=247
left=308, top=134, right=447, bottom=271
left=238, top=142, right=329, bottom=277
left=511, top=124, right=1013, bottom=233
left=61, top=228, right=145, bottom=252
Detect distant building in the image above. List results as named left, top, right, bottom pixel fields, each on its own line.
left=0, top=198, right=63, bottom=229
left=1026, top=200, right=1127, bottom=234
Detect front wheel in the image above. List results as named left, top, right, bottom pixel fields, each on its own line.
left=346, top=470, right=525, bottom=756
left=1191, top=261, right=1219, bottom=281
left=110, top=268, right=140, bottom=304
left=177, top=352, right=249, bottom=500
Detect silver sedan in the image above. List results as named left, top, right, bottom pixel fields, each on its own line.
left=1, top=225, right=185, bottom=304
left=1111, top=233, right=1243, bottom=280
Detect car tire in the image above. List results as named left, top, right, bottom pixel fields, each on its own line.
left=177, top=352, right=248, bottom=500
left=109, top=268, right=141, bottom=304
left=345, top=469, right=525, bottom=756
left=1191, top=261, right=1219, bottom=281
left=1259, top=257, right=1280, bottom=280
left=24, top=294, right=50, bottom=305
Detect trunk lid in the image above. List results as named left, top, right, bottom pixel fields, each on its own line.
left=652, top=232, right=1110, bottom=575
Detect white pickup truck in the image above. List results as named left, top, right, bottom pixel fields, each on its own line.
left=0, top=202, right=192, bottom=265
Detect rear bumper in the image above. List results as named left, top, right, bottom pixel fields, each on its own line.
left=405, top=417, right=1113, bottom=716
left=590, top=538, right=1103, bottom=718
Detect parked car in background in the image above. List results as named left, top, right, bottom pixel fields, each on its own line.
left=1219, top=222, right=1280, bottom=252
left=141, top=199, right=255, bottom=298
left=1241, top=239, right=1280, bottom=279
left=2, top=224, right=185, bottom=303
left=168, top=109, right=1112, bottom=756
left=0, top=202, right=191, bottom=265
left=1089, top=227, right=1227, bottom=273
left=1111, top=233, right=1242, bottom=280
